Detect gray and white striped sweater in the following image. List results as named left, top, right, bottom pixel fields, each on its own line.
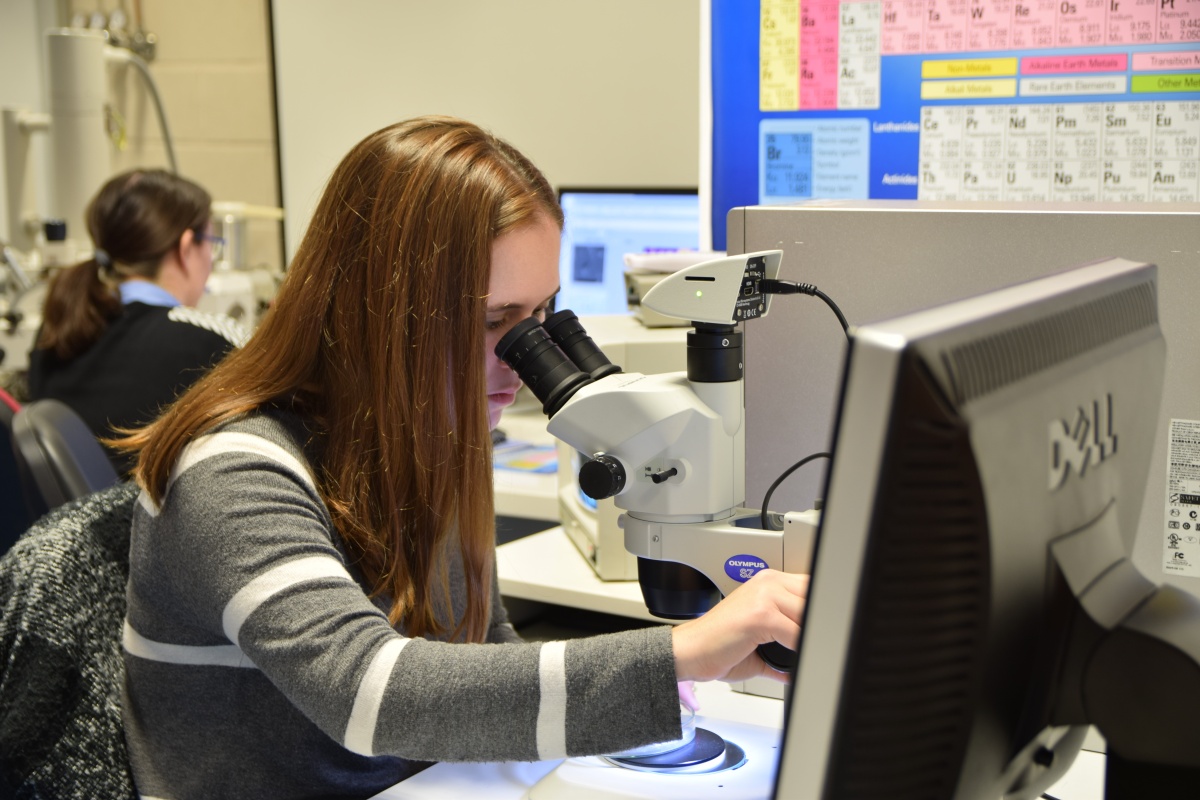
left=121, top=410, right=680, bottom=799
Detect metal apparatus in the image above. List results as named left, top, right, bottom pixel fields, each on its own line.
left=496, top=251, right=818, bottom=669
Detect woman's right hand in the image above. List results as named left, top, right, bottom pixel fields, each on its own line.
left=670, top=569, right=808, bottom=684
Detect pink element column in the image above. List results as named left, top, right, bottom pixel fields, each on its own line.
left=924, top=0, right=972, bottom=52
left=1056, top=0, right=1108, bottom=47
left=968, top=0, right=1015, bottom=51
left=1011, top=0, right=1057, bottom=48
left=1106, top=0, right=1158, bottom=44
left=882, top=0, right=927, bottom=53
left=1158, top=0, right=1200, bottom=43
left=801, top=0, right=840, bottom=109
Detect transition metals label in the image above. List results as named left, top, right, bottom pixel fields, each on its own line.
left=1163, top=419, right=1200, bottom=578
left=1134, top=51, right=1200, bottom=71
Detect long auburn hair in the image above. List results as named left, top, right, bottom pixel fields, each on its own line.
left=38, top=169, right=211, bottom=360
left=116, top=117, right=562, bottom=642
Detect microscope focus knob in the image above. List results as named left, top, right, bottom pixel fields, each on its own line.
left=579, top=454, right=626, bottom=500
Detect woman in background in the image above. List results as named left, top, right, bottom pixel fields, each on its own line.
left=27, top=169, right=246, bottom=475
left=114, top=117, right=806, bottom=799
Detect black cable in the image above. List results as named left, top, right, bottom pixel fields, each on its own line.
left=1042, top=794, right=1062, bottom=800
left=760, top=451, right=831, bottom=531
left=760, top=278, right=850, bottom=339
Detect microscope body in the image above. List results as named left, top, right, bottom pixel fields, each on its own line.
left=546, top=367, right=816, bottom=612
left=547, top=371, right=744, bottom=523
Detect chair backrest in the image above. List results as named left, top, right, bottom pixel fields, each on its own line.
left=11, top=399, right=119, bottom=518
left=0, top=481, right=139, bottom=799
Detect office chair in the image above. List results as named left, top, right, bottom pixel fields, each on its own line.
left=0, top=481, right=139, bottom=798
left=11, top=399, right=120, bottom=519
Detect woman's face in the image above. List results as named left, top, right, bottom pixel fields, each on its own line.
left=484, top=214, right=561, bottom=430
left=180, top=223, right=218, bottom=306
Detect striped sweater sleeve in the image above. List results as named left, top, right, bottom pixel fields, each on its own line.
left=122, top=415, right=680, bottom=773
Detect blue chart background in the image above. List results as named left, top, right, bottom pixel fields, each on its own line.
left=710, top=0, right=1199, bottom=250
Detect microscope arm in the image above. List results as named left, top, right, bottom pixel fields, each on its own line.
left=624, top=509, right=820, bottom=600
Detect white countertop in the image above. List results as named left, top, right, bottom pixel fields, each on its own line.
left=496, top=527, right=663, bottom=623
left=376, top=676, right=1106, bottom=800
left=373, top=680, right=785, bottom=800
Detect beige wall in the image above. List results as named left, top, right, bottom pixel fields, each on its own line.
left=66, top=0, right=283, bottom=272
left=271, top=0, right=701, bottom=260
left=53, top=1, right=701, bottom=268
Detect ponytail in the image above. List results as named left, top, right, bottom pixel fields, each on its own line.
left=36, top=256, right=122, bottom=360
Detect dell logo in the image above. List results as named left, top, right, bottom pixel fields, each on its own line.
left=1048, top=395, right=1117, bottom=490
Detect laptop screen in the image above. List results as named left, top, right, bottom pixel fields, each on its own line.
left=555, top=188, right=700, bottom=316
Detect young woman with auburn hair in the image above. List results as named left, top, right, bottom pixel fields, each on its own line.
left=27, top=169, right=246, bottom=474
left=114, top=116, right=806, bottom=799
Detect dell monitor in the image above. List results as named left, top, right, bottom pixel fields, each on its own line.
left=776, top=257, right=1200, bottom=799
left=555, top=188, right=700, bottom=316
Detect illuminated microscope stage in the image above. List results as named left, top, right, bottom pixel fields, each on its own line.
left=526, top=717, right=781, bottom=800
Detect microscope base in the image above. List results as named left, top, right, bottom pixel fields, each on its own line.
left=525, top=717, right=780, bottom=800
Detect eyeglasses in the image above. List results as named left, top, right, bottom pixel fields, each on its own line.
left=197, top=232, right=226, bottom=262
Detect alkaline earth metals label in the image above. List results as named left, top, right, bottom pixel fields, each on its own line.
left=1164, top=419, right=1200, bottom=577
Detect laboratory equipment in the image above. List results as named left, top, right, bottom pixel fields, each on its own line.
left=3, top=29, right=178, bottom=256
left=195, top=201, right=286, bottom=329
left=0, top=241, right=43, bottom=376
left=497, top=252, right=817, bottom=638
left=0, top=27, right=193, bottom=376
left=551, top=314, right=686, bottom=580
left=503, top=250, right=1199, bottom=798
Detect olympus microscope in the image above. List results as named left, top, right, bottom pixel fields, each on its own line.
left=494, top=250, right=820, bottom=796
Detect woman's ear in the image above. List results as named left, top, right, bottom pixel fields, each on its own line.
left=176, top=227, right=197, bottom=266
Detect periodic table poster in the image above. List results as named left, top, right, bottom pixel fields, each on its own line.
left=709, top=0, right=1200, bottom=250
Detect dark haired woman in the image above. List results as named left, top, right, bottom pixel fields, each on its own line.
left=114, top=117, right=806, bottom=799
left=27, top=169, right=246, bottom=474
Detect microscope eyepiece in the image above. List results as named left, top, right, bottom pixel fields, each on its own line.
left=543, top=310, right=622, bottom=381
left=494, top=317, right=593, bottom=417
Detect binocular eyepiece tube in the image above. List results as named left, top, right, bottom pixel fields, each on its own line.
left=494, top=310, right=621, bottom=417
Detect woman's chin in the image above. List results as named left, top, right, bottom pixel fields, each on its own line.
left=487, top=403, right=507, bottom=430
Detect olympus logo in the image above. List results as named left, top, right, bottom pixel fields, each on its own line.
left=1048, top=395, right=1117, bottom=490
left=725, top=555, right=769, bottom=583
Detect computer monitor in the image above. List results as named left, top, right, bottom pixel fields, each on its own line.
left=555, top=188, right=699, bottom=316
left=776, top=258, right=1200, bottom=799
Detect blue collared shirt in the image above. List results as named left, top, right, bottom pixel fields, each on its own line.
left=119, top=281, right=181, bottom=308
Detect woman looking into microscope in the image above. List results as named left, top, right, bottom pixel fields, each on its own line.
left=27, top=169, right=246, bottom=475
left=113, top=116, right=806, bottom=799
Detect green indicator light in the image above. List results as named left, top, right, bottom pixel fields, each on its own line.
left=696, top=290, right=703, bottom=298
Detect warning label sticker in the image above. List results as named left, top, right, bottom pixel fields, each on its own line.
left=1164, top=419, right=1200, bottom=577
